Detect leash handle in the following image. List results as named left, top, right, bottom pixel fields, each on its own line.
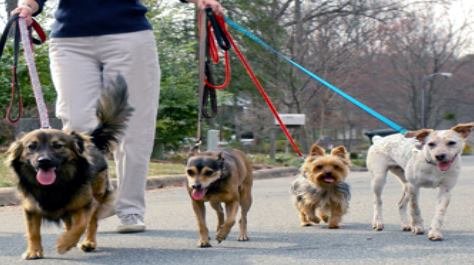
left=205, top=7, right=230, bottom=51
left=18, top=18, right=50, bottom=128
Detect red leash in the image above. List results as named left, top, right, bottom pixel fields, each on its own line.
left=206, top=13, right=303, bottom=157
left=204, top=15, right=231, bottom=90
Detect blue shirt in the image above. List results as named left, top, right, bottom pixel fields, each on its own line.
left=34, top=0, right=152, bottom=38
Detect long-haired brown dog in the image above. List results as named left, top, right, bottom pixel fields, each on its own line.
left=185, top=149, right=253, bottom=247
left=290, top=144, right=351, bottom=228
left=6, top=76, right=133, bottom=259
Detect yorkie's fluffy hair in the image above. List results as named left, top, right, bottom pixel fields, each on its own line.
left=290, top=144, right=351, bottom=228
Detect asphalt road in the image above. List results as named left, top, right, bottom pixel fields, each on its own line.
left=1, top=157, right=474, bottom=264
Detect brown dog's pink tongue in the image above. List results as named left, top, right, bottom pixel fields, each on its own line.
left=323, top=176, right=335, bottom=183
left=438, top=161, right=451, bottom=172
left=191, top=189, right=206, bottom=200
left=36, top=168, right=56, bottom=185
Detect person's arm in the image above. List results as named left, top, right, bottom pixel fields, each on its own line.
left=181, top=0, right=224, bottom=16
left=11, top=0, right=46, bottom=24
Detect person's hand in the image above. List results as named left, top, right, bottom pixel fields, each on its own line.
left=11, top=4, right=35, bottom=25
left=194, top=0, right=224, bottom=16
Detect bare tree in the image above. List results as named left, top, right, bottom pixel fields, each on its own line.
left=371, top=4, right=472, bottom=129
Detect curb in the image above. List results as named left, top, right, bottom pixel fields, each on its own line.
left=0, top=167, right=299, bottom=207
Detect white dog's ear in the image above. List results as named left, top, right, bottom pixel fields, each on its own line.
left=451, top=122, right=474, bottom=139
left=405, top=129, right=433, bottom=143
left=309, top=144, right=325, bottom=157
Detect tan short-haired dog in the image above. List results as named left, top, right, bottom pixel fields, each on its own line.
left=185, top=149, right=253, bottom=247
left=290, top=144, right=351, bottom=228
left=367, top=122, right=474, bottom=240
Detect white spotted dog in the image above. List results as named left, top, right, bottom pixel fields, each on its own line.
left=366, top=122, right=474, bottom=241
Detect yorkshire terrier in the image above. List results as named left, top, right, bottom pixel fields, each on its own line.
left=290, top=144, right=351, bottom=228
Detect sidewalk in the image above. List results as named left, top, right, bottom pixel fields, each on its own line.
left=0, top=167, right=299, bottom=206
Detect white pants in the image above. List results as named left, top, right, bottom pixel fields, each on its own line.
left=49, top=30, right=160, bottom=218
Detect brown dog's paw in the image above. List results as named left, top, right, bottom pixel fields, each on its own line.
left=238, top=234, right=249, bottom=241
left=198, top=241, right=212, bottom=248
left=56, top=236, right=78, bottom=254
left=216, top=225, right=231, bottom=243
left=320, top=215, right=329, bottom=223
left=216, top=230, right=229, bottom=243
left=328, top=224, right=340, bottom=229
left=308, top=216, right=321, bottom=224
left=22, top=249, right=44, bottom=260
left=79, top=240, right=97, bottom=252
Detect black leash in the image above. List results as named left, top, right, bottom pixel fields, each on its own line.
left=201, top=60, right=218, bottom=118
left=0, top=14, right=47, bottom=125
left=1, top=14, right=23, bottom=124
left=200, top=8, right=232, bottom=119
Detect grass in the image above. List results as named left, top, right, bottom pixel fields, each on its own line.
left=0, top=151, right=306, bottom=188
left=0, top=153, right=186, bottom=188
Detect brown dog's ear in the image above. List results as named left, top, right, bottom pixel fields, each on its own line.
left=451, top=122, right=474, bottom=139
left=70, top=131, right=86, bottom=155
left=6, top=140, right=24, bottom=164
left=330, top=146, right=348, bottom=159
left=405, top=129, right=433, bottom=143
left=309, top=144, right=325, bottom=157
left=217, top=152, right=225, bottom=165
left=330, top=145, right=351, bottom=165
left=187, top=146, right=200, bottom=159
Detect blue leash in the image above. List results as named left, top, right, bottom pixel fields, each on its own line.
left=225, top=17, right=407, bottom=134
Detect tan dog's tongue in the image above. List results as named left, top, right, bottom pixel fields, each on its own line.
left=438, top=161, right=452, bottom=172
left=191, top=189, right=206, bottom=200
left=36, top=168, right=56, bottom=185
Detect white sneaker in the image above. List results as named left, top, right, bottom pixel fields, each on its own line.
left=117, top=214, right=146, bottom=233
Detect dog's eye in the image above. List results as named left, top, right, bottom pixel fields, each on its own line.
left=315, top=165, right=323, bottom=170
left=186, top=169, right=195, bottom=177
left=52, top=142, right=64, bottom=150
left=333, top=165, right=341, bottom=171
left=27, top=142, right=38, bottom=151
left=447, top=141, right=456, bottom=146
left=427, top=142, right=436, bottom=148
left=203, top=170, right=214, bottom=177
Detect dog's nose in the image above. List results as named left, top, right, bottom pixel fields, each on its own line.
left=192, top=183, right=202, bottom=190
left=435, top=154, right=446, bottom=161
left=323, top=172, right=333, bottom=177
left=37, top=157, right=54, bottom=169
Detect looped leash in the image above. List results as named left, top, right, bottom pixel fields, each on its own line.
left=0, top=15, right=49, bottom=128
left=197, top=8, right=232, bottom=122
left=1, top=14, right=23, bottom=124
left=202, top=10, right=304, bottom=157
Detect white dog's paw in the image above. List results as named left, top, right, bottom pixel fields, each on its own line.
left=428, top=229, right=443, bottom=241
left=401, top=224, right=411, bottom=232
left=372, top=221, right=384, bottom=231
left=410, top=225, right=424, bottom=235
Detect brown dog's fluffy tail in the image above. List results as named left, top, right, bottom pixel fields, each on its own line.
left=90, top=75, right=134, bottom=152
